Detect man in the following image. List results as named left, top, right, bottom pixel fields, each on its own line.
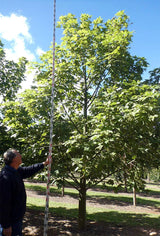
left=0, top=149, right=49, bottom=236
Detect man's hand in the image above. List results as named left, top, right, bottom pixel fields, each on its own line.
left=3, top=227, right=12, bottom=236
left=43, top=157, right=51, bottom=166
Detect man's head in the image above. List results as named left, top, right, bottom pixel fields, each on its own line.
left=4, top=149, right=22, bottom=169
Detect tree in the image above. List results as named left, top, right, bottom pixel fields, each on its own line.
left=33, top=12, right=148, bottom=229
left=2, top=11, right=158, bottom=230
left=0, top=40, right=27, bottom=101
left=93, top=81, right=160, bottom=204
left=0, top=123, right=18, bottom=167
left=145, top=67, right=160, bottom=85
left=0, top=40, right=27, bottom=159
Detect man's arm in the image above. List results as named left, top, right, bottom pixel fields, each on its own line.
left=18, top=158, right=49, bottom=179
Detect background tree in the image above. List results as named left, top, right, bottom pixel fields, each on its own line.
left=93, top=81, right=160, bottom=204
left=0, top=40, right=27, bottom=101
left=0, top=40, right=27, bottom=160
left=145, top=67, right=160, bottom=85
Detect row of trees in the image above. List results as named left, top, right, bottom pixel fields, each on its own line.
left=0, top=11, right=160, bottom=230
left=0, top=40, right=27, bottom=159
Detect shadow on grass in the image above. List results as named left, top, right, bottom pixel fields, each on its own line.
left=27, top=203, right=160, bottom=228
left=25, top=184, right=79, bottom=198
left=25, top=184, right=160, bottom=210
left=88, top=211, right=160, bottom=228
left=141, top=189, right=160, bottom=197
left=87, top=194, right=133, bottom=206
left=86, top=194, right=160, bottom=209
left=24, top=204, right=160, bottom=236
left=92, top=185, right=160, bottom=198
left=25, top=182, right=160, bottom=197
left=24, top=204, right=79, bottom=236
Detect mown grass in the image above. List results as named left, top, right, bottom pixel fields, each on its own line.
left=25, top=182, right=160, bottom=228
left=25, top=182, right=160, bottom=207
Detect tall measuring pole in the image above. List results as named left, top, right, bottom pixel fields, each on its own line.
left=43, top=0, right=56, bottom=235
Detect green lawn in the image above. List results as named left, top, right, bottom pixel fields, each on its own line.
left=25, top=182, right=160, bottom=228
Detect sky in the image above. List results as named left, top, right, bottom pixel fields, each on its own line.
left=0, top=0, right=160, bottom=85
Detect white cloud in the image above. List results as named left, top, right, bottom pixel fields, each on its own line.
left=5, top=38, right=35, bottom=61
left=0, top=13, right=35, bottom=61
left=36, top=47, right=45, bottom=56
left=0, top=13, right=46, bottom=91
left=0, top=13, right=32, bottom=42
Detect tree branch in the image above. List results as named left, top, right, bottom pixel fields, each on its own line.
left=86, top=159, right=136, bottom=190
left=87, top=78, right=103, bottom=108
left=67, top=173, right=80, bottom=191
left=62, top=103, right=82, bottom=134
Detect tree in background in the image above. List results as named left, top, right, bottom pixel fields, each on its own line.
left=145, top=67, right=160, bottom=85
left=93, top=81, right=160, bottom=203
left=0, top=40, right=27, bottom=101
left=0, top=40, right=27, bottom=160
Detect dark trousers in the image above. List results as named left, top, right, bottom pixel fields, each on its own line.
left=11, top=220, right=23, bottom=236
left=0, top=220, right=23, bottom=236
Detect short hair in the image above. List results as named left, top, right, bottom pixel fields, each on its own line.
left=3, top=149, right=17, bottom=165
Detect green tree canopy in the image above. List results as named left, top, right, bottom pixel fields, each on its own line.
left=0, top=39, right=27, bottom=159
left=2, top=12, right=160, bottom=230
left=0, top=40, right=27, bottom=101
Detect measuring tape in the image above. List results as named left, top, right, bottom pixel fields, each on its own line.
left=43, top=0, right=56, bottom=235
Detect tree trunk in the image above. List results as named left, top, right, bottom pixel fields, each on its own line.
left=124, top=171, right=128, bottom=193
left=61, top=186, right=64, bottom=197
left=133, top=183, right=136, bottom=206
left=147, top=172, right=150, bottom=183
left=123, top=154, right=128, bottom=192
left=78, top=176, right=86, bottom=231
left=61, top=177, right=65, bottom=197
left=78, top=59, right=87, bottom=231
left=157, top=171, right=159, bottom=181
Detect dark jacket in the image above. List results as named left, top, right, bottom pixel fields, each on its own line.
left=0, top=163, right=44, bottom=228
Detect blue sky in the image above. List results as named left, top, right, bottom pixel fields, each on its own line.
left=0, top=0, right=160, bottom=80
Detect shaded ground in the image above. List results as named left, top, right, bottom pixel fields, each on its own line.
left=23, top=182, right=160, bottom=235
left=23, top=209, right=160, bottom=236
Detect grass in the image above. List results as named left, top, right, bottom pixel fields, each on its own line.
left=25, top=182, right=160, bottom=207
left=25, top=181, right=160, bottom=228
left=27, top=196, right=79, bottom=218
